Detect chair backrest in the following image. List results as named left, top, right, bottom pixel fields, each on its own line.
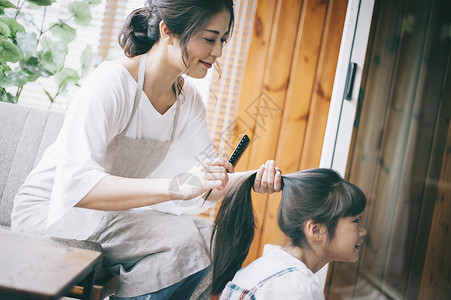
left=0, top=102, right=65, bottom=227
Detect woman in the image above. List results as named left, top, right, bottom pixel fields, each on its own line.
left=11, top=0, right=282, bottom=299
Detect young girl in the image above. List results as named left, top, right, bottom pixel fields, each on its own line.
left=211, top=168, right=367, bottom=299
left=11, top=0, right=282, bottom=299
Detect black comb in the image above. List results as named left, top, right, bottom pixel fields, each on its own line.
left=201, top=134, right=250, bottom=205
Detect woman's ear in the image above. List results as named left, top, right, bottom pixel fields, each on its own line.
left=305, top=220, right=327, bottom=242
left=159, top=20, right=174, bottom=44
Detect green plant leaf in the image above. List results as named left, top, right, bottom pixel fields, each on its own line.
left=26, top=2, right=42, bottom=9
left=0, top=39, right=21, bottom=62
left=16, top=31, right=37, bottom=60
left=0, top=0, right=94, bottom=104
left=88, top=0, right=101, bottom=6
left=80, top=44, right=92, bottom=76
left=2, top=68, right=29, bottom=87
left=0, top=0, right=17, bottom=9
left=20, top=56, right=52, bottom=81
left=0, top=90, right=16, bottom=103
left=0, top=61, right=11, bottom=72
left=0, top=75, right=7, bottom=86
left=54, top=67, right=79, bottom=85
left=43, top=89, right=54, bottom=103
left=69, top=1, right=91, bottom=26
left=54, top=67, right=79, bottom=94
left=15, top=11, right=33, bottom=26
left=21, top=55, right=40, bottom=68
left=0, top=17, right=25, bottom=39
left=40, top=36, right=52, bottom=50
left=50, top=21, right=76, bottom=43
left=40, top=41, right=67, bottom=73
left=26, top=0, right=53, bottom=6
left=0, top=20, right=11, bottom=37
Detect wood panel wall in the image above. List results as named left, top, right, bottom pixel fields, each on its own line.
left=419, top=47, right=451, bottom=300
left=231, top=0, right=349, bottom=263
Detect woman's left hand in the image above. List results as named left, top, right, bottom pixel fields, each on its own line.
left=253, top=160, right=282, bottom=194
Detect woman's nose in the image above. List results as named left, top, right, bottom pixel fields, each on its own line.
left=211, top=41, right=223, bottom=58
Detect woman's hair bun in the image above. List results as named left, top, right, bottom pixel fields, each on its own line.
left=118, top=7, right=160, bottom=57
left=118, top=0, right=235, bottom=59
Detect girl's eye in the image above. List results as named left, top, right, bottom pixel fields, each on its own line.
left=205, top=38, right=215, bottom=43
left=353, top=216, right=362, bottom=223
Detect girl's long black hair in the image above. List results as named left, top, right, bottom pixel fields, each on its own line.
left=210, top=173, right=256, bottom=295
left=210, top=168, right=367, bottom=295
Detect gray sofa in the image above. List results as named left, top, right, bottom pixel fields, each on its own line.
left=0, top=101, right=117, bottom=299
left=0, top=101, right=211, bottom=300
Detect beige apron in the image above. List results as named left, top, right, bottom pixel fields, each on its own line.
left=102, top=52, right=179, bottom=177
left=88, top=53, right=213, bottom=297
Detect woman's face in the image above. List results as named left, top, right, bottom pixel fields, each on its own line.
left=326, top=215, right=367, bottom=263
left=184, top=9, right=231, bottom=78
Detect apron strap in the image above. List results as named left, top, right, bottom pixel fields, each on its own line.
left=119, top=53, right=148, bottom=136
left=170, top=82, right=181, bottom=140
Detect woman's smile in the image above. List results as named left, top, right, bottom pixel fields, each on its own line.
left=200, top=60, right=213, bottom=69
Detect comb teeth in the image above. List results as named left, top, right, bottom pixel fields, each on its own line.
left=228, top=135, right=250, bottom=167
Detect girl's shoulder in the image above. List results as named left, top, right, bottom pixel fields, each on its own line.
left=231, top=261, right=322, bottom=299
left=253, top=269, right=324, bottom=299
left=232, top=244, right=317, bottom=286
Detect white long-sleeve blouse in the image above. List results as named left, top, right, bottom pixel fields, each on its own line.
left=12, top=61, right=216, bottom=240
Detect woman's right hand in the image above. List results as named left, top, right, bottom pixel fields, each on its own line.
left=169, top=159, right=234, bottom=200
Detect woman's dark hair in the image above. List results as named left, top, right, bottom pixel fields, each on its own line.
left=211, top=168, right=367, bottom=295
left=118, top=0, right=235, bottom=64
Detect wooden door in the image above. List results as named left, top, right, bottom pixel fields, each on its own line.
left=324, top=0, right=451, bottom=298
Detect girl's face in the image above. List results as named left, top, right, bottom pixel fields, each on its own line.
left=184, top=9, right=231, bottom=78
left=327, top=215, right=367, bottom=263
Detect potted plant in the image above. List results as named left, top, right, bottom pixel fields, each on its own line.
left=0, top=0, right=100, bottom=104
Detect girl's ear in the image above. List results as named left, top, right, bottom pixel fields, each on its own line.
left=159, top=20, right=175, bottom=45
left=305, top=220, right=327, bottom=242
